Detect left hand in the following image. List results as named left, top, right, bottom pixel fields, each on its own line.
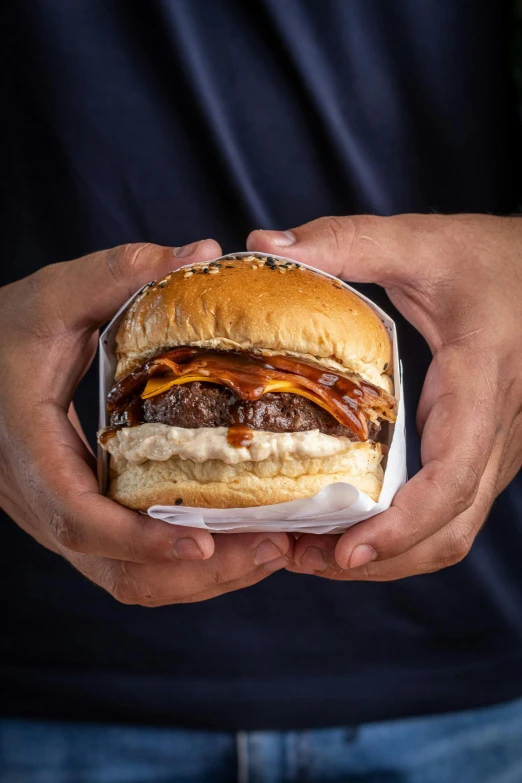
left=0, top=239, right=291, bottom=605
left=247, top=214, right=522, bottom=581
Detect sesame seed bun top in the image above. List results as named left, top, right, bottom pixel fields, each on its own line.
left=114, top=254, right=393, bottom=391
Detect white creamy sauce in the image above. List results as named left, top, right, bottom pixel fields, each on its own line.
left=99, top=424, right=356, bottom=466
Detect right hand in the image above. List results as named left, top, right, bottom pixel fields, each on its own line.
left=0, top=241, right=291, bottom=605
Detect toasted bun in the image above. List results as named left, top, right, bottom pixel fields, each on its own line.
left=107, top=440, right=384, bottom=509
left=115, top=255, right=392, bottom=391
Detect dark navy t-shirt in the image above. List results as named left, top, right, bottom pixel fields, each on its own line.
left=1, top=0, right=522, bottom=729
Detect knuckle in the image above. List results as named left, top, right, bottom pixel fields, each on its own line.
left=388, top=507, right=420, bottom=555
left=209, top=546, right=250, bottom=587
left=126, top=525, right=165, bottom=564
left=445, top=521, right=476, bottom=566
left=450, top=462, right=481, bottom=515
left=106, top=243, right=156, bottom=283
left=111, top=577, right=137, bottom=606
left=210, top=560, right=230, bottom=587
left=357, top=508, right=419, bottom=564
left=111, top=566, right=159, bottom=607
left=15, top=265, right=66, bottom=339
left=129, top=517, right=192, bottom=564
left=143, top=538, right=170, bottom=564
left=424, top=459, right=480, bottom=518
left=48, top=509, right=83, bottom=552
left=322, top=216, right=356, bottom=254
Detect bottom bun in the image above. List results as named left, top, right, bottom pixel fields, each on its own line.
left=108, top=441, right=384, bottom=509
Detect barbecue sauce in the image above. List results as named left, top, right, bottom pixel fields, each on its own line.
left=98, top=427, right=118, bottom=445
left=227, top=424, right=255, bottom=447
left=227, top=400, right=255, bottom=447
left=106, top=347, right=395, bottom=444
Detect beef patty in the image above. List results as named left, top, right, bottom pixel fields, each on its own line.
left=110, top=381, right=381, bottom=441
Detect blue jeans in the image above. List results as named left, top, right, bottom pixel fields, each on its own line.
left=1, top=697, right=522, bottom=783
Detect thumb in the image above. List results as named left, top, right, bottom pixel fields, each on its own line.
left=247, top=215, right=431, bottom=285
left=50, top=239, right=222, bottom=331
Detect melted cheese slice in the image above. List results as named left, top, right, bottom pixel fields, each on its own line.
left=142, top=375, right=298, bottom=400
left=142, top=375, right=218, bottom=399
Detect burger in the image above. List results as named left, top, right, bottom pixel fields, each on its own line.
left=98, top=255, right=397, bottom=509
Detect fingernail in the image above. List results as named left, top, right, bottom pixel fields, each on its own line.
left=173, top=240, right=203, bottom=258
left=261, top=555, right=288, bottom=574
left=349, top=544, right=377, bottom=569
left=262, top=230, right=296, bottom=247
left=173, top=537, right=205, bottom=560
left=255, top=540, right=285, bottom=566
left=299, top=546, right=327, bottom=572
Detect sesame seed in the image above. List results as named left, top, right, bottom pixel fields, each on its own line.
left=251, top=265, right=258, bottom=270
left=203, top=268, right=209, bottom=274
left=209, top=262, right=218, bottom=267
left=267, top=256, right=276, bottom=264
left=215, top=263, right=223, bottom=267
left=226, top=265, right=234, bottom=268
left=184, top=271, right=192, bottom=278
left=270, top=265, right=277, bottom=270
left=279, top=268, right=286, bottom=274
left=175, top=498, right=183, bottom=506
left=294, top=263, right=301, bottom=268
left=209, top=267, right=219, bottom=274
left=266, top=258, right=276, bottom=266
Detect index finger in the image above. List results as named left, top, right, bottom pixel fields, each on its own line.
left=23, top=403, right=216, bottom=563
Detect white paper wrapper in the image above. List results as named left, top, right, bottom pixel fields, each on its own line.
left=98, top=252, right=406, bottom=534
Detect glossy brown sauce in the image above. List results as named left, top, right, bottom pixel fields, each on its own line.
left=226, top=400, right=255, bottom=447
left=227, top=424, right=255, bottom=447
left=106, top=347, right=394, bottom=443
left=98, top=427, right=118, bottom=445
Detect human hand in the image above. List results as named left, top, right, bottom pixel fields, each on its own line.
left=247, top=214, right=522, bottom=580
left=0, top=240, right=290, bottom=604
